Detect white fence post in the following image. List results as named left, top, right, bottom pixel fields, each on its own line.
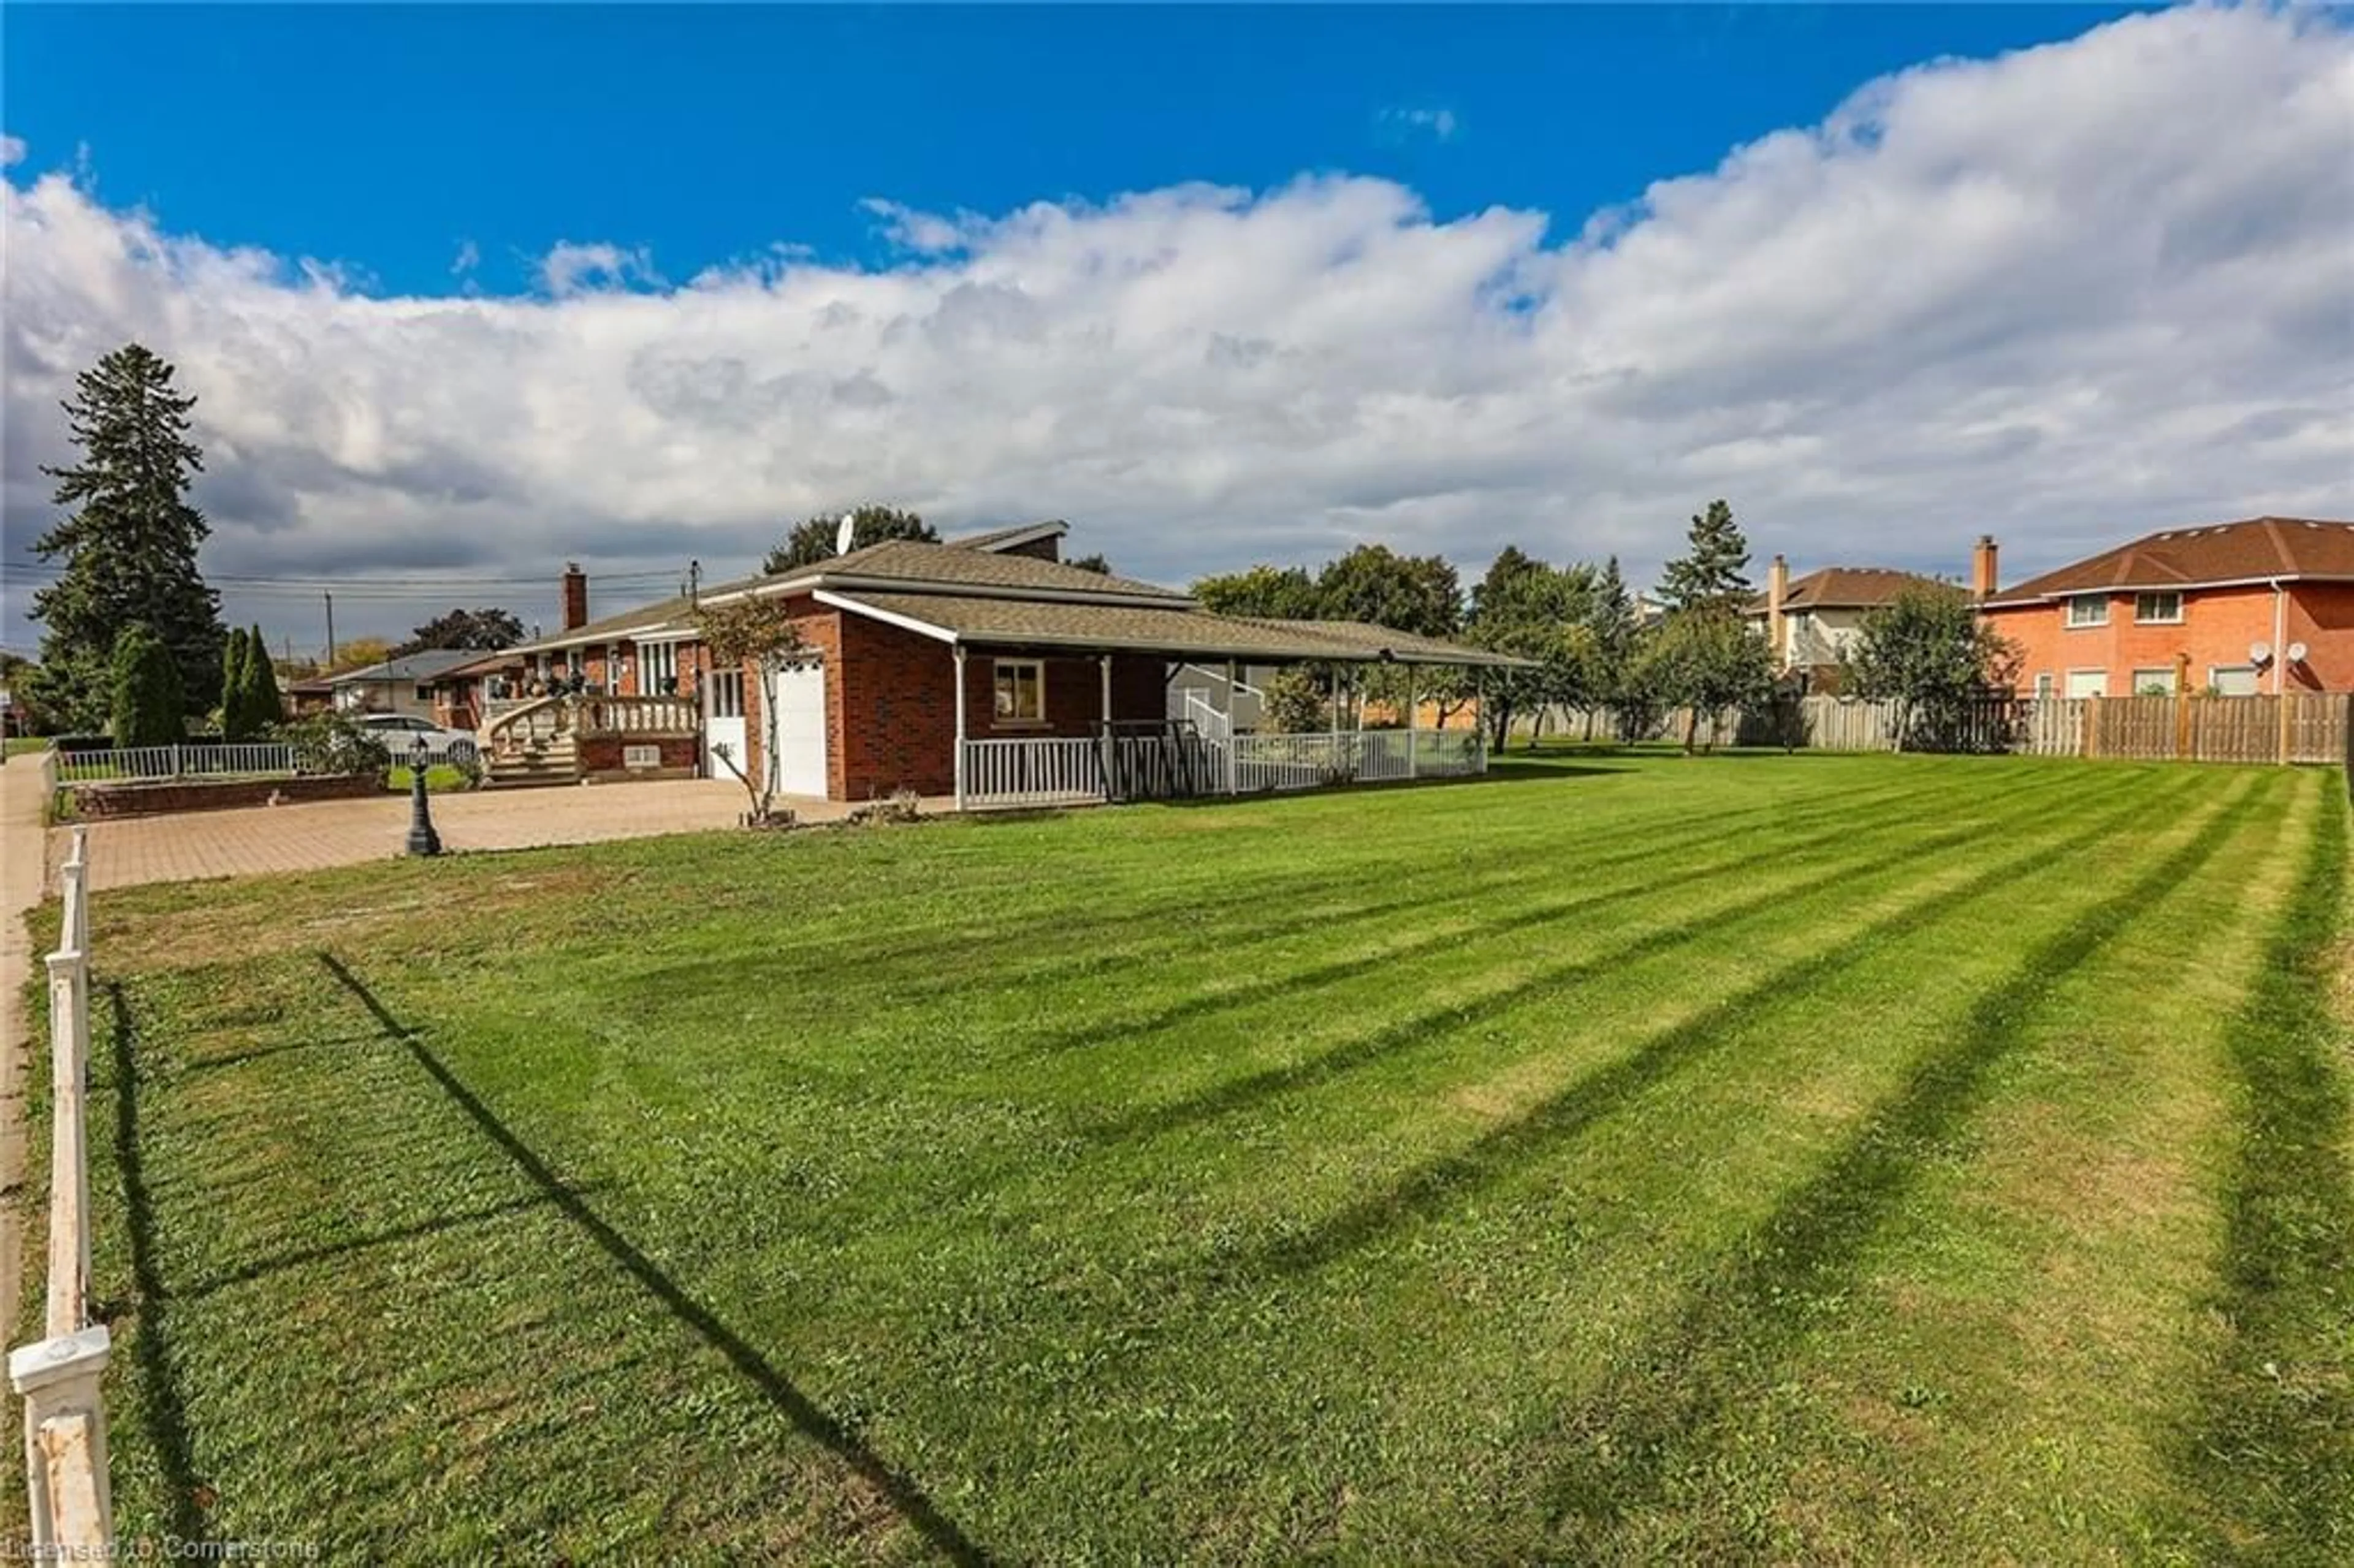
left=9, top=1329, right=113, bottom=1554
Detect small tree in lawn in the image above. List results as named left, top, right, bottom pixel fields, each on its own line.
left=1632, top=606, right=1773, bottom=753
left=1843, top=584, right=2019, bottom=752
left=698, top=597, right=808, bottom=824
left=110, top=624, right=185, bottom=748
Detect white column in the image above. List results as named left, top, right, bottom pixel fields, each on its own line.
left=1224, top=658, right=1240, bottom=794
left=1406, top=664, right=1418, bottom=780
left=1099, top=655, right=1115, bottom=801
left=953, top=644, right=969, bottom=811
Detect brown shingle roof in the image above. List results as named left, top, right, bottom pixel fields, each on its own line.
left=1987, top=517, right=2354, bottom=604
left=801, top=539, right=1185, bottom=601
left=1744, top=566, right=1946, bottom=615
left=823, top=592, right=1531, bottom=666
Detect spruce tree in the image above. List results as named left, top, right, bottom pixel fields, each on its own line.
left=109, top=625, right=185, bottom=748
left=1658, top=499, right=1753, bottom=612
left=221, top=626, right=252, bottom=737
left=28, top=344, right=226, bottom=730
left=242, top=624, right=283, bottom=731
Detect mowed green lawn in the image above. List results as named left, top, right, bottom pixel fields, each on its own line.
left=20, top=752, right=2352, bottom=1563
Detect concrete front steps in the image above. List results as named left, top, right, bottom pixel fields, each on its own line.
left=484, top=736, right=581, bottom=788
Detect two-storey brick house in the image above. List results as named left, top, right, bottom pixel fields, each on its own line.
left=1978, top=517, right=2354, bottom=698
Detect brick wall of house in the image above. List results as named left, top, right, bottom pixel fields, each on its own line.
left=1984, top=582, right=2327, bottom=696
left=2286, top=582, right=2354, bottom=692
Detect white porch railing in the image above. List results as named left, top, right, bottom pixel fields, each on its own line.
left=960, top=728, right=1488, bottom=807
left=482, top=693, right=700, bottom=758
left=9, top=829, right=116, bottom=1556
left=961, top=737, right=1104, bottom=807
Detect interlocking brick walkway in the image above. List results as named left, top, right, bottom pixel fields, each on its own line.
left=63, top=778, right=902, bottom=891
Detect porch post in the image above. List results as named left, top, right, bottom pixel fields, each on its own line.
left=953, top=644, right=968, bottom=811
left=1476, top=666, right=1488, bottom=772
left=1224, top=658, right=1239, bottom=794
left=1406, top=664, right=1418, bottom=780
left=1099, top=653, right=1114, bottom=802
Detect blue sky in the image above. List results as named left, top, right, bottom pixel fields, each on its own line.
left=3, top=4, right=2345, bottom=653
left=6, top=5, right=2152, bottom=295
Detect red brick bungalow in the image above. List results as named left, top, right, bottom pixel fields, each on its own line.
left=1978, top=517, right=2354, bottom=698
left=497, top=522, right=1520, bottom=802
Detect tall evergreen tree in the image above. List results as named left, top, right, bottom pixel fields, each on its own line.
left=1658, top=499, right=1753, bottom=613
left=109, top=625, right=185, bottom=747
left=220, top=626, right=252, bottom=737
left=29, top=344, right=226, bottom=729
left=242, top=623, right=284, bottom=730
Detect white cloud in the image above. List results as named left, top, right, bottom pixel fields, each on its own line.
left=537, top=239, right=658, bottom=297
left=1382, top=106, right=1460, bottom=143
left=2, top=6, right=2348, bottom=647
left=451, top=238, right=480, bottom=276
left=0, top=136, right=23, bottom=169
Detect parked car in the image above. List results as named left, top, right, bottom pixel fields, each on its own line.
left=354, top=713, right=478, bottom=762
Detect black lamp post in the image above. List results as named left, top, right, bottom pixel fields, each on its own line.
left=405, top=736, right=442, bottom=857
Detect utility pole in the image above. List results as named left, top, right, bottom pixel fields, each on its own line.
left=688, top=559, right=703, bottom=606
left=324, top=592, right=337, bottom=669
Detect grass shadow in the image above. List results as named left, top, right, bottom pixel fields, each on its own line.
left=102, top=982, right=213, bottom=1545
left=1028, top=772, right=2009, bottom=1065
left=2177, top=790, right=2354, bottom=1560
left=318, top=953, right=993, bottom=1567
left=1537, top=778, right=2264, bottom=1546
left=1087, top=766, right=2114, bottom=1148
left=1240, top=769, right=2204, bottom=1279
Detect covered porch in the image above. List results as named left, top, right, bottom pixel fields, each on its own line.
left=815, top=588, right=1526, bottom=812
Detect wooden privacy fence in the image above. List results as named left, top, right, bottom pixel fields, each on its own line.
left=8, top=829, right=116, bottom=1555
left=1689, top=692, right=2347, bottom=764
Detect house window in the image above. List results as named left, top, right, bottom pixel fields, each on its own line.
left=565, top=649, right=584, bottom=677
left=708, top=669, right=744, bottom=718
left=2066, top=594, right=2109, bottom=628
left=2135, top=591, right=2184, bottom=624
left=2065, top=669, right=2106, bottom=699
left=2033, top=673, right=2054, bottom=700
left=2209, top=666, right=2260, bottom=697
left=414, top=684, right=433, bottom=703
left=2131, top=667, right=2177, bottom=696
left=992, top=658, right=1045, bottom=724
left=642, top=641, right=680, bottom=694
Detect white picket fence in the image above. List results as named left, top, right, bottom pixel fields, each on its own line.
left=8, top=829, right=115, bottom=1555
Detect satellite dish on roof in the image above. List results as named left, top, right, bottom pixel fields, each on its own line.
left=2287, top=641, right=2310, bottom=664
left=834, top=511, right=857, bottom=556
left=2250, top=641, right=2274, bottom=665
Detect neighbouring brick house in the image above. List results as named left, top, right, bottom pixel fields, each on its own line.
left=1978, top=517, right=2354, bottom=698
left=498, top=521, right=1521, bottom=802
left=1744, top=557, right=1949, bottom=690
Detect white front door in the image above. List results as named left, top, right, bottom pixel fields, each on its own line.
left=768, top=661, right=828, bottom=797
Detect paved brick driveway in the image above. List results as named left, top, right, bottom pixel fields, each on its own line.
left=64, top=778, right=883, bottom=891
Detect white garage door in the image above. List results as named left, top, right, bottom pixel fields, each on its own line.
left=768, top=662, right=829, bottom=797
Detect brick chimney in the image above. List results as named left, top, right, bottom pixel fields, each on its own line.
left=1766, top=554, right=1789, bottom=664
left=561, top=561, right=588, bottom=631
left=1971, top=535, right=1999, bottom=599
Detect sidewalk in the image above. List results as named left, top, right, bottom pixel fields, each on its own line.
left=67, top=777, right=923, bottom=891
left=0, top=752, right=52, bottom=1334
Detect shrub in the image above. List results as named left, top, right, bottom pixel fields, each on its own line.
left=109, top=625, right=185, bottom=748
left=269, top=712, right=391, bottom=776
